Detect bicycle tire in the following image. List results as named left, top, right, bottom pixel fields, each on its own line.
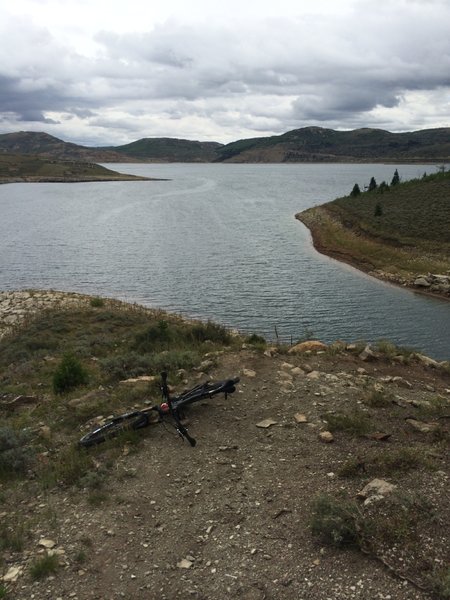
left=79, top=412, right=149, bottom=448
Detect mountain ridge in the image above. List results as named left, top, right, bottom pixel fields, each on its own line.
left=0, top=126, right=449, bottom=163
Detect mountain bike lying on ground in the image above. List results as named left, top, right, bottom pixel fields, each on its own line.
left=79, top=371, right=239, bottom=448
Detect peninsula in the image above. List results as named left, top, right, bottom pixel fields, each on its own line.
left=0, top=153, right=158, bottom=184
left=296, top=168, right=450, bottom=300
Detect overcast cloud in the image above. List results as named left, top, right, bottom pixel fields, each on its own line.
left=0, top=0, right=449, bottom=145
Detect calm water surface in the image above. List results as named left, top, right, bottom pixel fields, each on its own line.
left=1, top=163, right=449, bottom=359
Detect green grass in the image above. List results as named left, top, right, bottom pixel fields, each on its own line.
left=338, top=447, right=435, bottom=478
left=323, top=410, right=373, bottom=436
left=298, top=169, right=450, bottom=277
left=29, top=553, right=60, bottom=580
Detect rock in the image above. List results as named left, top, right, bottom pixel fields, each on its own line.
left=281, top=362, right=294, bottom=370
left=264, top=347, right=278, bottom=357
left=415, top=353, right=440, bottom=368
left=256, top=418, right=278, bottom=428
left=288, top=340, right=327, bottom=354
left=392, top=376, right=412, bottom=389
left=195, top=359, right=215, bottom=372
left=357, top=478, right=396, bottom=503
left=306, top=370, right=320, bottom=380
left=2, top=566, right=22, bottom=582
left=291, top=367, right=306, bottom=376
left=414, top=276, right=431, bottom=287
left=366, top=432, right=391, bottom=441
left=243, top=369, right=256, bottom=378
left=119, top=375, right=157, bottom=385
left=406, top=418, right=439, bottom=433
left=177, top=559, right=193, bottom=569
left=359, top=344, right=376, bottom=361
left=294, top=413, right=308, bottom=423
left=38, top=538, right=56, bottom=549
left=39, top=425, right=52, bottom=440
left=318, top=431, right=334, bottom=443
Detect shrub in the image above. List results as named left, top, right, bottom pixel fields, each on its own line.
left=189, top=321, right=231, bottom=345
left=324, top=411, right=373, bottom=436
left=310, top=495, right=360, bottom=546
left=0, top=426, right=31, bottom=480
left=89, top=297, right=105, bottom=308
left=29, top=553, right=60, bottom=580
left=52, top=353, right=89, bottom=394
left=432, top=567, right=450, bottom=599
left=246, top=333, right=267, bottom=346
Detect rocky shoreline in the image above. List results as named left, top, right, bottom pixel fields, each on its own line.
left=0, top=175, right=162, bottom=184
left=296, top=211, right=450, bottom=302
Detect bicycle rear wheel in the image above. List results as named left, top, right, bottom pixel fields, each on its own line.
left=79, top=412, right=149, bottom=448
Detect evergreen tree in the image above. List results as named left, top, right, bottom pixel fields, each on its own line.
left=374, top=203, right=383, bottom=217
left=391, top=169, right=400, bottom=185
left=377, top=181, right=389, bottom=193
left=350, top=183, right=361, bottom=197
left=368, top=177, right=377, bottom=192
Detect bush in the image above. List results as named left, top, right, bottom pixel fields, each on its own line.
left=52, top=353, right=89, bottom=394
left=89, top=297, right=105, bottom=308
left=0, top=426, right=31, bottom=480
left=324, top=411, right=373, bottom=436
left=30, top=553, right=60, bottom=580
left=311, top=495, right=360, bottom=546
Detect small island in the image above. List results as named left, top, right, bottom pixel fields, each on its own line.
left=296, top=168, right=450, bottom=300
left=0, top=153, right=163, bottom=183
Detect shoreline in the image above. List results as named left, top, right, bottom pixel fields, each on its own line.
left=0, top=175, right=168, bottom=184
left=296, top=209, right=450, bottom=304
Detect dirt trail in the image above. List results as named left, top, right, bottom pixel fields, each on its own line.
left=4, top=347, right=449, bottom=600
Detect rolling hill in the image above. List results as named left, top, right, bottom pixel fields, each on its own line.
left=1, top=127, right=449, bottom=164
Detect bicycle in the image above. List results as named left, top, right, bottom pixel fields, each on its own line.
left=79, top=371, right=239, bottom=448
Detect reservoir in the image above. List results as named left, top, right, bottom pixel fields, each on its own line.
left=0, top=162, right=449, bottom=359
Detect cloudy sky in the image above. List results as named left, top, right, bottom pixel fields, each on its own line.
left=1, top=0, right=449, bottom=146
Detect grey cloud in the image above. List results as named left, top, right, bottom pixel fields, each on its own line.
left=1, top=1, right=450, bottom=142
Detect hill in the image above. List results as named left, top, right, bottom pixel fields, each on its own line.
left=296, top=168, right=450, bottom=296
left=216, top=127, right=450, bottom=163
left=1, top=127, right=449, bottom=164
left=0, top=132, right=130, bottom=163
left=0, top=153, right=153, bottom=183
left=102, top=137, right=223, bottom=162
left=0, top=291, right=449, bottom=599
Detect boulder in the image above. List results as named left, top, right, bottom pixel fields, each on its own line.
left=288, top=340, right=327, bottom=354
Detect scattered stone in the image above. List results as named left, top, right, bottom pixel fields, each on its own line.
left=366, top=432, right=391, bottom=441
left=318, top=431, right=334, bottom=443
left=357, top=478, right=396, bottom=503
left=294, top=413, right=308, bottom=423
left=256, top=418, right=278, bottom=429
left=264, top=347, right=278, bottom=357
left=291, top=367, right=306, bottom=376
left=306, top=370, right=320, bottom=380
left=38, top=538, right=56, bottom=549
left=243, top=369, right=256, bottom=378
left=177, top=559, right=193, bottom=569
left=414, top=276, right=431, bottom=287
left=359, top=344, right=376, bottom=361
left=2, top=566, right=22, bottom=582
left=288, top=340, right=327, bottom=354
left=406, top=418, right=439, bottom=433
left=281, top=362, right=294, bottom=370
left=415, top=353, right=440, bottom=368
left=119, top=375, right=157, bottom=385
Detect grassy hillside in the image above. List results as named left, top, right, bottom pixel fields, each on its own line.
left=0, top=153, right=150, bottom=182
left=216, top=127, right=450, bottom=163
left=2, top=127, right=449, bottom=164
left=297, top=168, right=450, bottom=283
left=0, top=132, right=131, bottom=162
left=104, top=137, right=223, bottom=162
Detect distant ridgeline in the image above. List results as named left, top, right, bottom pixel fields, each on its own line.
left=1, top=127, right=449, bottom=163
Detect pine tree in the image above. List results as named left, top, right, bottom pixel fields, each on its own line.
left=350, top=183, right=361, bottom=197
left=374, top=203, right=383, bottom=217
left=391, top=169, right=400, bottom=185
left=368, top=177, right=377, bottom=192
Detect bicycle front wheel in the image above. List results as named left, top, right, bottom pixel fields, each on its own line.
left=79, top=412, right=149, bottom=448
